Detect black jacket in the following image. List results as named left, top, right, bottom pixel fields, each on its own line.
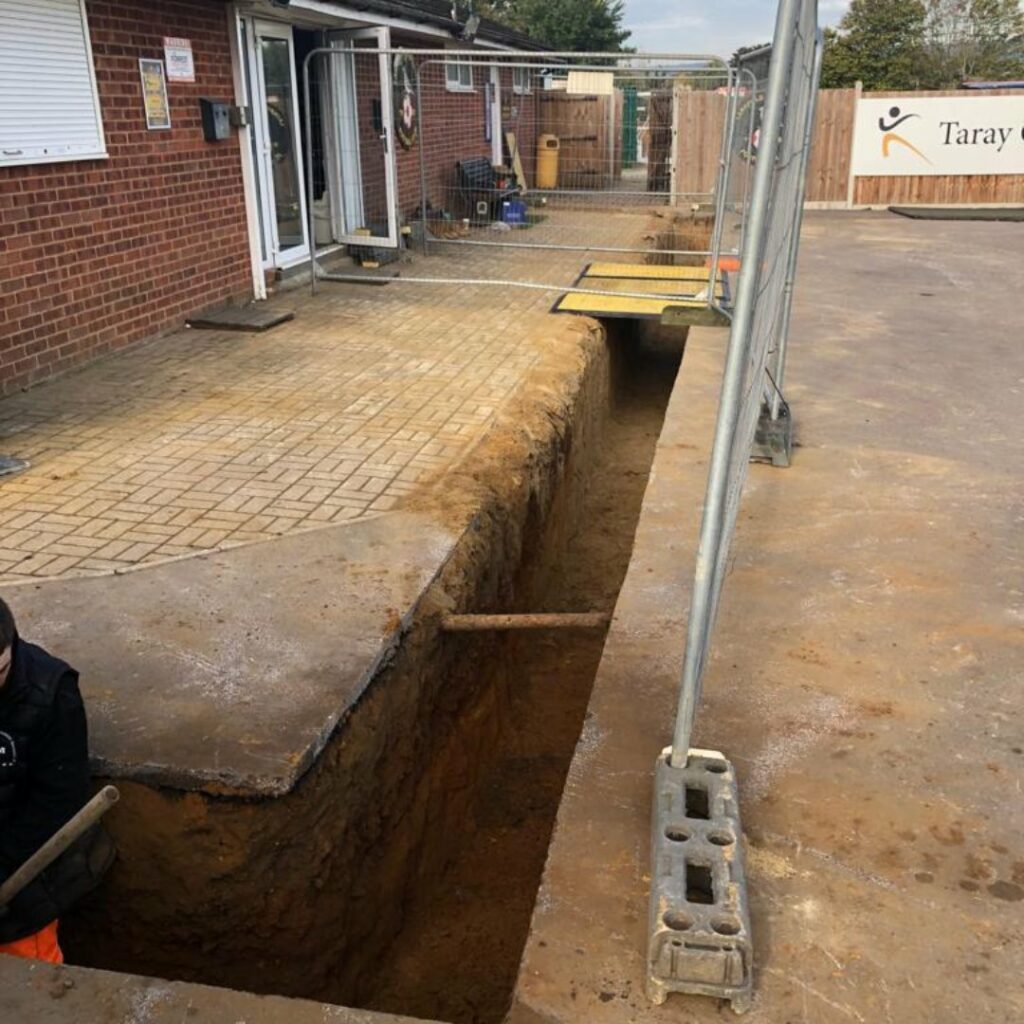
left=0, top=633, right=90, bottom=942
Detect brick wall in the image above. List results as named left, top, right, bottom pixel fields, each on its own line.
left=0, top=0, right=251, bottom=396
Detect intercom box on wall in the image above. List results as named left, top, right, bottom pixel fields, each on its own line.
left=199, top=98, right=231, bottom=141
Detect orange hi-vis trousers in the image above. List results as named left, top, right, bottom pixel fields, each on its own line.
left=0, top=920, right=63, bottom=963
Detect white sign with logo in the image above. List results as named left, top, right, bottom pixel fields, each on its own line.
left=851, top=95, right=1024, bottom=177
left=163, top=37, right=195, bottom=83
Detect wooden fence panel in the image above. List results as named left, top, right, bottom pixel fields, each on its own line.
left=672, top=88, right=726, bottom=199
left=805, top=87, right=855, bottom=203
left=539, top=92, right=622, bottom=189
left=674, top=86, right=1022, bottom=207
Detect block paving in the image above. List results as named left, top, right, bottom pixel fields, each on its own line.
left=0, top=209, right=657, bottom=583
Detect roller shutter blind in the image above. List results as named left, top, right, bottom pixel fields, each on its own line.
left=0, top=0, right=107, bottom=167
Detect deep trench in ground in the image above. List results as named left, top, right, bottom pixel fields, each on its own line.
left=60, top=327, right=682, bottom=1016
left=355, top=335, right=682, bottom=1024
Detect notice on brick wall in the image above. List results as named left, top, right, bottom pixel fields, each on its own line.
left=164, top=37, right=196, bottom=83
left=140, top=59, right=171, bottom=130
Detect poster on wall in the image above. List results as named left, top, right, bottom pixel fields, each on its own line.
left=851, top=95, right=1024, bottom=177
left=163, top=37, right=195, bottom=83
left=139, top=59, right=171, bottom=130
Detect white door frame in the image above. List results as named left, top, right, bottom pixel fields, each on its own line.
left=489, top=64, right=502, bottom=167
left=246, top=18, right=311, bottom=269
left=228, top=8, right=267, bottom=299
left=326, top=26, right=399, bottom=247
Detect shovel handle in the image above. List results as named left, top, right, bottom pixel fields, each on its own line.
left=0, top=785, right=119, bottom=910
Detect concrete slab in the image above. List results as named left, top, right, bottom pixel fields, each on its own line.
left=0, top=957, right=437, bottom=1024
left=511, top=212, right=1024, bottom=1023
left=1, top=512, right=455, bottom=796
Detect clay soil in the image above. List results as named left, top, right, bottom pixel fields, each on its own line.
left=358, top=334, right=683, bottom=1024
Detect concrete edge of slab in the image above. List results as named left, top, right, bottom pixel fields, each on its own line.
left=1, top=510, right=463, bottom=799
left=0, top=956, right=442, bottom=1024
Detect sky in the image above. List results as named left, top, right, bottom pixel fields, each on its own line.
left=622, top=0, right=850, bottom=58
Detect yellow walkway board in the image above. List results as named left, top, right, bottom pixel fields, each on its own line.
left=554, top=262, right=728, bottom=319
left=585, top=262, right=715, bottom=281
left=556, top=292, right=709, bottom=316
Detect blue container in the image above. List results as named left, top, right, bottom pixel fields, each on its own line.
left=502, top=200, right=527, bottom=225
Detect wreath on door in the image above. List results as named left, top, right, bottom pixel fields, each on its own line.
left=393, top=53, right=418, bottom=149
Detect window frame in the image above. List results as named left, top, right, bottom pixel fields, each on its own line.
left=512, top=66, right=532, bottom=95
left=445, top=59, right=474, bottom=93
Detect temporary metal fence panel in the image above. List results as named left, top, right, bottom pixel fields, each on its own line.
left=295, top=25, right=823, bottom=1014
left=300, top=50, right=737, bottom=311
left=648, top=0, right=821, bottom=1012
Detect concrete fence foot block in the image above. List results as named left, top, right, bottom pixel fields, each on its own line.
left=646, top=747, right=753, bottom=1014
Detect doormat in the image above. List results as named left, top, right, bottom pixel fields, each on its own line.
left=889, top=206, right=1024, bottom=222
left=186, top=306, right=294, bottom=332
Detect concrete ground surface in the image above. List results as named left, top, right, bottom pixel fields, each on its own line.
left=0, top=957, right=435, bottom=1024
left=512, top=212, right=1024, bottom=1024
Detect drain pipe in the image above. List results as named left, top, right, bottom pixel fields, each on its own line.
left=441, top=612, right=610, bottom=632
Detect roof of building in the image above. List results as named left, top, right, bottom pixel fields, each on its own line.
left=962, top=79, right=1024, bottom=89
left=328, top=0, right=548, bottom=50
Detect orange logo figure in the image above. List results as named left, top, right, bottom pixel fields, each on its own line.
left=878, top=106, right=931, bottom=164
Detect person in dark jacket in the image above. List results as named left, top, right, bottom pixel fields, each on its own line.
left=0, top=596, right=90, bottom=962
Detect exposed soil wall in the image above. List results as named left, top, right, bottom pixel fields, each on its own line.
left=360, top=328, right=684, bottom=1024
left=62, top=315, right=616, bottom=1003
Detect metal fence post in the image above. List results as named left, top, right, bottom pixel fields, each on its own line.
left=303, top=50, right=318, bottom=295
left=770, top=29, right=824, bottom=421
left=670, top=0, right=803, bottom=769
left=648, top=5, right=819, bottom=1010
left=708, top=65, right=738, bottom=305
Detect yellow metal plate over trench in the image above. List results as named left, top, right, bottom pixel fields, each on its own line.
left=553, top=263, right=727, bottom=319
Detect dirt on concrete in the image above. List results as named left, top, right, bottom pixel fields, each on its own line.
left=358, top=331, right=683, bottom=1024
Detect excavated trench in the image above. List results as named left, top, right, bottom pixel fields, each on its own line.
left=61, top=319, right=683, bottom=1021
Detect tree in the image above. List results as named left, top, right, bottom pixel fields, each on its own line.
left=820, top=0, right=931, bottom=89
left=478, top=0, right=632, bottom=52
left=924, top=0, right=1024, bottom=85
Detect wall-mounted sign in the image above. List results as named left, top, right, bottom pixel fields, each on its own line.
left=851, top=95, right=1024, bottom=177
left=139, top=58, right=171, bottom=130
left=393, top=53, right=418, bottom=149
left=163, top=37, right=195, bottom=83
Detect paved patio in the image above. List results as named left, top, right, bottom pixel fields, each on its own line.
left=0, top=206, right=661, bottom=584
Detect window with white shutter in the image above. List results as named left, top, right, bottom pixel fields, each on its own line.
left=0, top=0, right=107, bottom=167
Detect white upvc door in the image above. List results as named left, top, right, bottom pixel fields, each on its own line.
left=247, top=19, right=310, bottom=268
left=324, top=26, right=399, bottom=247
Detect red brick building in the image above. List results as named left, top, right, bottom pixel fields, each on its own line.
left=1, top=0, right=544, bottom=395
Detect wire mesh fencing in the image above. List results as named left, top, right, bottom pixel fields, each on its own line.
left=670, top=0, right=823, bottom=766
left=301, top=48, right=738, bottom=309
